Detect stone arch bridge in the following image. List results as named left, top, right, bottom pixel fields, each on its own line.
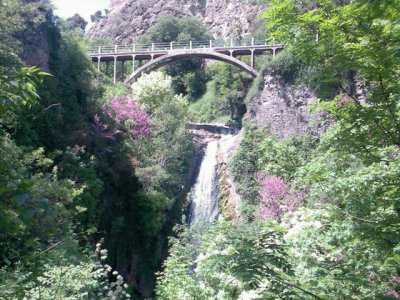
left=88, top=39, right=285, bottom=85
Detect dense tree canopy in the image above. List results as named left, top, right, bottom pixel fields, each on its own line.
left=138, top=15, right=212, bottom=99
left=2, top=0, right=400, bottom=299
left=156, top=1, right=400, bottom=299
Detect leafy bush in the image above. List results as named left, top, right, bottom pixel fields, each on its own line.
left=188, top=62, right=248, bottom=124
left=131, top=71, right=175, bottom=112
left=156, top=221, right=317, bottom=299
left=138, top=15, right=212, bottom=99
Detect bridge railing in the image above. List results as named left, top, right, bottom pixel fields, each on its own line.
left=87, top=38, right=280, bottom=55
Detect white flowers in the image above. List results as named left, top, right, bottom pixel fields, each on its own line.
left=238, top=290, right=260, bottom=300
left=100, top=249, right=108, bottom=260
left=116, top=275, right=124, bottom=286
left=92, top=241, right=131, bottom=299
left=131, top=71, right=187, bottom=112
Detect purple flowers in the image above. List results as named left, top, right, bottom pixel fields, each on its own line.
left=109, top=95, right=152, bottom=138
left=387, top=289, right=400, bottom=299
left=93, top=95, right=152, bottom=139
left=258, top=174, right=304, bottom=221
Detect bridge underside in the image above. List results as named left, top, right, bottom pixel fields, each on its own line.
left=124, top=51, right=258, bottom=85
left=90, top=44, right=284, bottom=84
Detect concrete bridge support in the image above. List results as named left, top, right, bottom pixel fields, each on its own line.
left=251, top=50, right=255, bottom=69
left=132, top=55, right=136, bottom=76
left=106, top=61, right=110, bottom=77
left=113, top=56, right=117, bottom=84
left=121, top=61, right=125, bottom=81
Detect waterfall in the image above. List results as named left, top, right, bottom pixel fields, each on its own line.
left=189, top=140, right=219, bottom=225
left=188, top=132, right=237, bottom=226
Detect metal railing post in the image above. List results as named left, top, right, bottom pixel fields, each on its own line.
left=210, top=40, right=212, bottom=48
left=251, top=37, right=254, bottom=46
left=190, top=41, right=192, bottom=49
left=230, top=38, right=233, bottom=47
left=133, top=44, right=136, bottom=52
left=114, top=45, right=118, bottom=53
left=152, top=43, right=155, bottom=51
left=98, top=46, right=101, bottom=54
left=170, top=42, right=173, bottom=50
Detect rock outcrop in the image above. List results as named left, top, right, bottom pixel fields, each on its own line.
left=246, top=67, right=326, bottom=139
left=89, top=0, right=266, bottom=43
left=16, top=21, right=50, bottom=72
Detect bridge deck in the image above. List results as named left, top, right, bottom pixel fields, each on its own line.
left=89, top=39, right=285, bottom=83
left=88, top=40, right=284, bottom=62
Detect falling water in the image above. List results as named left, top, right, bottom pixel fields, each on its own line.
left=188, top=131, right=237, bottom=226
left=189, top=140, right=219, bottom=225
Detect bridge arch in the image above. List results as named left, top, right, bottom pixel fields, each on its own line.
left=124, top=51, right=258, bottom=85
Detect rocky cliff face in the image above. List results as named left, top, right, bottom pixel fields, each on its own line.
left=89, top=0, right=266, bottom=43
left=246, top=68, right=326, bottom=139
left=17, top=21, right=50, bottom=72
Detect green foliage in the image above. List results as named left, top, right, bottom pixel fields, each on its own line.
left=223, top=2, right=400, bottom=295
left=133, top=98, right=193, bottom=197
left=240, top=46, right=273, bottom=107
left=155, top=226, right=204, bottom=299
left=136, top=192, right=174, bottom=241
left=131, top=71, right=177, bottom=112
left=139, top=15, right=212, bottom=44
left=156, top=222, right=320, bottom=299
left=282, top=205, right=398, bottom=299
left=0, top=0, right=52, bottom=70
left=0, top=238, right=130, bottom=299
left=258, top=132, right=317, bottom=180
left=188, top=62, right=248, bottom=124
left=138, top=15, right=212, bottom=99
left=230, top=122, right=400, bottom=297
left=65, top=14, right=88, bottom=31
left=0, top=1, right=143, bottom=297
left=0, top=67, right=49, bottom=129
left=0, top=135, right=81, bottom=266
left=230, top=123, right=265, bottom=216
left=54, top=146, right=103, bottom=231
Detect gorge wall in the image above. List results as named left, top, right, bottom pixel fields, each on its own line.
left=246, top=67, right=325, bottom=139
left=89, top=0, right=267, bottom=43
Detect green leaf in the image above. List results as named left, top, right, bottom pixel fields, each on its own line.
left=15, top=193, right=30, bottom=206
left=21, top=207, right=35, bottom=221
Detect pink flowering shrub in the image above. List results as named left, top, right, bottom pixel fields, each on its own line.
left=388, top=290, right=400, bottom=299
left=92, top=95, right=152, bottom=140
left=258, top=174, right=304, bottom=221
left=108, top=95, right=152, bottom=138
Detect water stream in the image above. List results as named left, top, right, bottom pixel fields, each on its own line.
left=188, top=131, right=237, bottom=225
